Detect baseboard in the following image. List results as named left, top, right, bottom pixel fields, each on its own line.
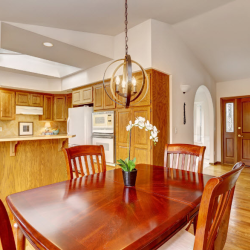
left=213, top=162, right=222, bottom=165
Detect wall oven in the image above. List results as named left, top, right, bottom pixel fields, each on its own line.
left=92, top=111, right=115, bottom=164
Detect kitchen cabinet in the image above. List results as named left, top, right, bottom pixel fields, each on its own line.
left=0, top=90, right=15, bottom=120
left=116, top=69, right=169, bottom=166
left=72, top=89, right=81, bottom=106
left=116, top=107, right=151, bottom=165
left=94, top=84, right=104, bottom=110
left=82, top=87, right=93, bottom=104
left=40, top=95, right=53, bottom=121
left=66, top=94, right=72, bottom=119
left=54, top=95, right=66, bottom=121
left=72, top=87, right=93, bottom=106
left=30, top=93, right=43, bottom=107
left=16, top=92, right=43, bottom=107
left=104, top=82, right=116, bottom=110
left=16, top=92, right=29, bottom=106
left=116, top=71, right=151, bottom=109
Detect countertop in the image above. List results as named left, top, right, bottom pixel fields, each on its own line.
left=0, top=134, right=76, bottom=142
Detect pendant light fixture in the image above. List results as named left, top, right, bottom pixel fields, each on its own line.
left=103, top=0, right=149, bottom=108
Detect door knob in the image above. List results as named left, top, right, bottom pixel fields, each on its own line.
left=238, top=134, right=243, bottom=137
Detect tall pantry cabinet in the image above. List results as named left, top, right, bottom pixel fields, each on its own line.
left=116, top=69, right=169, bottom=167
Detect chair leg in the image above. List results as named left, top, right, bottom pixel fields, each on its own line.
left=193, top=215, right=198, bottom=235
left=14, top=222, right=26, bottom=250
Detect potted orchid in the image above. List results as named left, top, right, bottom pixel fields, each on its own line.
left=117, top=117, right=159, bottom=186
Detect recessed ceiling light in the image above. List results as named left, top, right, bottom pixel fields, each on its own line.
left=43, top=42, right=53, bottom=47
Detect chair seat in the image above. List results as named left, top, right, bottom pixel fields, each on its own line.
left=157, top=229, right=194, bottom=250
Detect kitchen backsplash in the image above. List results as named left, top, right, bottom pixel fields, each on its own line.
left=0, top=115, right=67, bottom=136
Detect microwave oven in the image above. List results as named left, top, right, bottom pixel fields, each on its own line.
left=92, top=111, right=114, bottom=134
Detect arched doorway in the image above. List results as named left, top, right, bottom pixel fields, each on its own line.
left=193, top=85, right=214, bottom=166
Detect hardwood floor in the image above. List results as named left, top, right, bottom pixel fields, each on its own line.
left=23, top=164, right=250, bottom=250
left=203, top=164, right=250, bottom=250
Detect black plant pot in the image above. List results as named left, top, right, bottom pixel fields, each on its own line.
left=122, top=169, right=137, bottom=187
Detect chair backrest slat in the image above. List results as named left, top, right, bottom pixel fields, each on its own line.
left=90, top=155, right=95, bottom=174
left=78, top=157, right=84, bottom=176
left=175, top=153, right=180, bottom=169
left=164, top=144, right=206, bottom=173
left=84, top=155, right=90, bottom=175
left=96, top=156, right=101, bottom=172
left=73, top=158, right=79, bottom=178
left=0, top=200, right=16, bottom=250
left=63, top=145, right=106, bottom=179
left=194, top=162, right=245, bottom=250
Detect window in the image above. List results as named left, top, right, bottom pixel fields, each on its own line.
left=226, top=103, right=234, bottom=133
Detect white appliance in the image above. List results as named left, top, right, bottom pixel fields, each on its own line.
left=92, top=111, right=115, bottom=164
left=92, top=111, right=114, bottom=134
left=68, top=106, right=93, bottom=147
left=16, top=106, right=43, bottom=115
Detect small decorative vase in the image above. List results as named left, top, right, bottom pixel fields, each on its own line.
left=122, top=169, right=137, bottom=187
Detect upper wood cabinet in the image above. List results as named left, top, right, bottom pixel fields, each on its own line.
left=16, top=92, right=44, bottom=107
left=66, top=94, right=72, bottom=119
left=30, top=93, right=43, bottom=107
left=54, top=95, right=66, bottom=121
left=82, top=87, right=93, bottom=104
left=16, top=92, right=29, bottom=106
left=72, top=87, right=93, bottom=106
left=72, top=90, right=81, bottom=106
left=94, top=84, right=104, bottom=110
left=40, top=95, right=53, bottom=121
left=0, top=90, right=15, bottom=120
left=104, top=82, right=116, bottom=110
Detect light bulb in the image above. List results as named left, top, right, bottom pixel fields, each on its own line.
left=116, top=76, right=120, bottom=85
left=122, top=80, right=126, bottom=88
left=132, top=77, right=136, bottom=86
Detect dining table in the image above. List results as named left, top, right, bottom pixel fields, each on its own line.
left=6, top=164, right=214, bottom=250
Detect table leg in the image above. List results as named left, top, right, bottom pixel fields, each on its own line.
left=15, top=223, right=26, bottom=250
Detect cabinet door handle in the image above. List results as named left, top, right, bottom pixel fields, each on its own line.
left=238, top=134, right=243, bottom=138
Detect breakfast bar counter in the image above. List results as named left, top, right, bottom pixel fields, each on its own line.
left=0, top=134, right=75, bottom=213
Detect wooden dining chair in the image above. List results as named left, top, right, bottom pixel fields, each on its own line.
left=63, top=145, right=106, bottom=179
left=158, top=161, right=245, bottom=250
left=164, top=144, right=206, bottom=173
left=0, top=200, right=16, bottom=250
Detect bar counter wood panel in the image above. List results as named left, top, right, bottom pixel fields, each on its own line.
left=0, top=139, right=68, bottom=211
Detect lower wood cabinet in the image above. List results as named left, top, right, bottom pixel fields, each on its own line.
left=0, top=90, right=15, bottom=120
left=116, top=107, right=151, bottom=164
left=54, top=96, right=66, bottom=121
left=40, top=95, right=53, bottom=121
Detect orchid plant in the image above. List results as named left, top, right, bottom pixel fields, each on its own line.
left=117, top=117, right=159, bottom=172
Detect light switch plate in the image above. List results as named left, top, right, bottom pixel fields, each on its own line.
left=0, top=127, right=2, bottom=132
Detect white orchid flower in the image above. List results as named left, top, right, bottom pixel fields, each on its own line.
left=145, top=120, right=153, bottom=131
left=126, top=121, right=133, bottom=131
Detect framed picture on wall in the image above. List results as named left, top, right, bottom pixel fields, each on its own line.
left=18, top=122, right=33, bottom=136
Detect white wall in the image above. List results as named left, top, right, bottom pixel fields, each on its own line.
left=216, top=77, right=250, bottom=161
left=0, top=68, right=62, bottom=92
left=151, top=20, right=216, bottom=155
left=61, top=20, right=152, bottom=90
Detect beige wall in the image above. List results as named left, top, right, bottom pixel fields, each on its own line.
left=216, top=77, right=250, bottom=162
left=0, top=115, right=67, bottom=137
left=151, top=19, right=216, bottom=162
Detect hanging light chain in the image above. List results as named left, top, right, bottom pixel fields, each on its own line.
left=125, top=0, right=128, bottom=55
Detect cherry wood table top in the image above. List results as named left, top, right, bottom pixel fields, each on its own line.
left=6, top=164, right=214, bottom=250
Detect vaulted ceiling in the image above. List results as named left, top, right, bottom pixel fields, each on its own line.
left=1, top=0, right=250, bottom=83
left=0, top=0, right=233, bottom=35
